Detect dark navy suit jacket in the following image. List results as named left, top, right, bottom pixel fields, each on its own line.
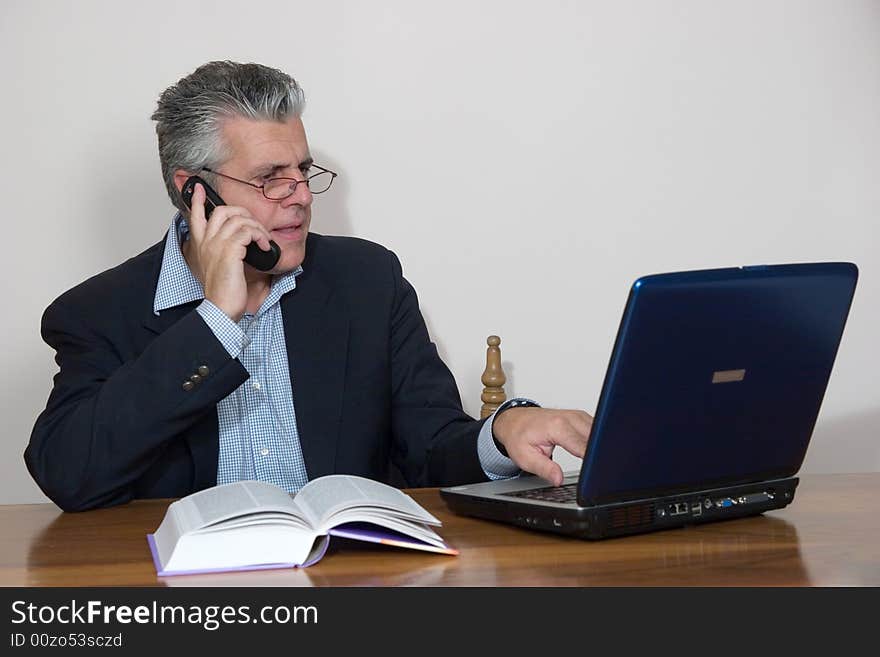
left=26, top=232, right=488, bottom=511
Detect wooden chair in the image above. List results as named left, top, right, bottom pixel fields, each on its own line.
left=480, top=335, right=507, bottom=418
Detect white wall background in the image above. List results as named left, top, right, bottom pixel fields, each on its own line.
left=1, top=0, right=877, bottom=504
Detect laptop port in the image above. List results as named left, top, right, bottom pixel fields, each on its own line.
left=667, top=502, right=690, bottom=516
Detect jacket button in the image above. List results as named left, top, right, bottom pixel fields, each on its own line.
left=197, top=365, right=210, bottom=377
left=189, top=374, right=202, bottom=384
left=182, top=381, right=194, bottom=392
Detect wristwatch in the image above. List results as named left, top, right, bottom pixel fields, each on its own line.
left=491, top=398, right=540, bottom=458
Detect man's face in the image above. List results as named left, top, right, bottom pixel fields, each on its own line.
left=212, top=115, right=314, bottom=274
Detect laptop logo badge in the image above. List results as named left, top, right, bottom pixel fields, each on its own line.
left=712, top=369, right=746, bottom=384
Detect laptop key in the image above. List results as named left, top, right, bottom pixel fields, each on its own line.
left=503, top=483, right=579, bottom=503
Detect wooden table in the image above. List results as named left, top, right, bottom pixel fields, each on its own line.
left=2, top=473, right=877, bottom=586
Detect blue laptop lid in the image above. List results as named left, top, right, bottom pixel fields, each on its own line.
left=578, top=262, right=858, bottom=506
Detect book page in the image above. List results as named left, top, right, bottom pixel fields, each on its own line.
left=328, top=523, right=457, bottom=554
left=195, top=514, right=312, bottom=534
left=170, top=481, right=305, bottom=532
left=295, top=475, right=440, bottom=527
left=327, top=512, right=447, bottom=546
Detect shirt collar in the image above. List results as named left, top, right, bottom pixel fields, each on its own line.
left=153, top=213, right=302, bottom=316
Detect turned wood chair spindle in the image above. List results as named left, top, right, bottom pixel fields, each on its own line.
left=480, top=335, right=508, bottom=419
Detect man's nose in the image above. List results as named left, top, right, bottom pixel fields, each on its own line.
left=281, top=178, right=313, bottom=207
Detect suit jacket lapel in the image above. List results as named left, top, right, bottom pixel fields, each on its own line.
left=141, top=233, right=200, bottom=336
left=281, top=254, right=349, bottom=481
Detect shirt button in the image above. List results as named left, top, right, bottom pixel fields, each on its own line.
left=260, top=448, right=269, bottom=457
left=252, top=381, right=261, bottom=390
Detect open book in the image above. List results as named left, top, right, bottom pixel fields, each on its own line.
left=147, top=475, right=458, bottom=576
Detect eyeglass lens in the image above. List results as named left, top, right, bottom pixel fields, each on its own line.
left=264, top=171, right=334, bottom=199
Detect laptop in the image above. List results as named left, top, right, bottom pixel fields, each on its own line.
left=441, top=262, right=858, bottom=539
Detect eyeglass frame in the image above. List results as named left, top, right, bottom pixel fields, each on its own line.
left=201, top=163, right=338, bottom=200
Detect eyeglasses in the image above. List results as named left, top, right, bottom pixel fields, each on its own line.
left=202, top=163, right=337, bottom=200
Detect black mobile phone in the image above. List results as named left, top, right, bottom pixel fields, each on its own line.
left=180, top=175, right=281, bottom=271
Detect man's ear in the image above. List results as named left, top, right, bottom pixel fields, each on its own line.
left=173, top=169, right=197, bottom=195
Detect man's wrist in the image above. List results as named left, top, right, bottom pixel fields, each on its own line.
left=492, top=399, right=540, bottom=457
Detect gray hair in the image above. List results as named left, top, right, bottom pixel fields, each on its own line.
left=151, top=61, right=306, bottom=212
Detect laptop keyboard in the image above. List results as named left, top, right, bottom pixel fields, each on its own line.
left=503, top=483, right=579, bottom=504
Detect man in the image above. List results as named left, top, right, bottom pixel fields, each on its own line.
left=25, top=61, right=592, bottom=512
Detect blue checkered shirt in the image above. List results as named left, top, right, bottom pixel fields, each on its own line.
left=153, top=214, right=520, bottom=492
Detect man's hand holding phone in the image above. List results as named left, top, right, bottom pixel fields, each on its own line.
left=184, top=182, right=274, bottom=322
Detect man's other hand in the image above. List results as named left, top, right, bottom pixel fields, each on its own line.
left=492, top=408, right=593, bottom=486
